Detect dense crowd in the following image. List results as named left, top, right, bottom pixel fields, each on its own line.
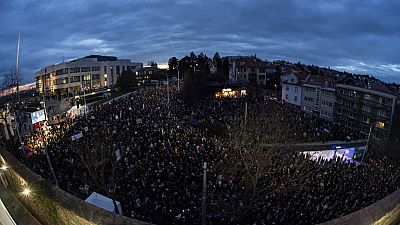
left=5, top=86, right=400, bottom=225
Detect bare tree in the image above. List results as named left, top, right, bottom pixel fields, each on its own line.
left=0, top=71, right=18, bottom=141
left=220, top=108, right=312, bottom=209
left=76, top=131, right=131, bottom=214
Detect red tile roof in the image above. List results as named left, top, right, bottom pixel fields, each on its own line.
left=235, top=57, right=268, bottom=68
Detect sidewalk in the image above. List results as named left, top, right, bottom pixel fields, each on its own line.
left=0, top=182, right=41, bottom=225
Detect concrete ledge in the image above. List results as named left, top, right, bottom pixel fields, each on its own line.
left=318, top=188, right=400, bottom=225
left=0, top=181, right=42, bottom=225
left=0, top=149, right=151, bottom=225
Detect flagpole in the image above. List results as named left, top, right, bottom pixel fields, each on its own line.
left=14, top=33, right=22, bottom=144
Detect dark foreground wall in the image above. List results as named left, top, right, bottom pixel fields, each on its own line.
left=0, top=149, right=151, bottom=225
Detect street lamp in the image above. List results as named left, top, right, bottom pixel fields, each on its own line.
left=22, top=188, right=31, bottom=196
left=1, top=165, right=7, bottom=170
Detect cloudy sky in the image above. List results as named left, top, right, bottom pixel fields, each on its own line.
left=0, top=0, right=399, bottom=83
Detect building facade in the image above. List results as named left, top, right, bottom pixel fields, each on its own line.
left=301, top=75, right=335, bottom=121
left=334, top=82, right=397, bottom=138
left=35, top=55, right=142, bottom=97
left=234, top=57, right=269, bottom=86
left=281, top=73, right=309, bottom=106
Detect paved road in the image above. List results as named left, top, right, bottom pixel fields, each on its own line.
left=0, top=197, right=17, bottom=225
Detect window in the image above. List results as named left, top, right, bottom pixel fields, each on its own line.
left=64, top=68, right=69, bottom=74
left=304, top=97, right=314, bottom=102
left=350, top=91, right=357, bottom=97
left=259, top=68, right=265, bottom=73
left=348, top=112, right=355, bottom=119
left=322, top=90, right=333, bottom=97
left=377, top=110, right=386, bottom=118
left=81, top=67, right=91, bottom=72
left=70, top=67, right=80, bottom=73
left=116, top=66, right=120, bottom=75
left=306, top=87, right=315, bottom=93
left=70, top=76, right=80, bottom=83
left=350, top=101, right=355, bottom=107
left=337, top=109, right=342, bottom=115
left=285, top=94, right=289, bottom=100
left=338, top=99, right=343, bottom=104
left=82, top=74, right=91, bottom=81
left=320, top=111, right=332, bottom=118
left=364, top=94, right=371, bottom=100
left=380, top=98, right=387, bottom=105
left=295, top=87, right=298, bottom=93
left=259, top=75, right=265, bottom=80
left=286, top=86, right=289, bottom=91
left=322, top=101, right=333, bottom=107
left=294, top=96, right=298, bottom=102
left=290, top=78, right=294, bottom=83
left=362, top=105, right=370, bottom=113
left=55, top=78, right=68, bottom=85
left=56, top=69, right=63, bottom=76
left=104, top=66, right=107, bottom=73
left=339, top=89, right=344, bottom=94
left=92, top=66, right=100, bottom=71
left=92, top=74, right=100, bottom=80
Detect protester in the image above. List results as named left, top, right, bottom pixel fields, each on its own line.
left=6, top=86, right=399, bottom=225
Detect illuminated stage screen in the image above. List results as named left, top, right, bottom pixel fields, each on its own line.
left=304, top=147, right=356, bottom=162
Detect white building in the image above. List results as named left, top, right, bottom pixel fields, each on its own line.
left=281, top=73, right=309, bottom=106
left=35, top=55, right=142, bottom=98
left=234, top=57, right=269, bottom=86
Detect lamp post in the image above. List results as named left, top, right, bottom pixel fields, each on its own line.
left=177, top=68, right=180, bottom=91
left=361, top=122, right=377, bottom=163
left=201, top=162, right=207, bottom=225
left=81, top=84, right=87, bottom=120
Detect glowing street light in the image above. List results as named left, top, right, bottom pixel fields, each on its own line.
left=0, top=165, right=7, bottom=170
left=22, top=188, right=31, bottom=196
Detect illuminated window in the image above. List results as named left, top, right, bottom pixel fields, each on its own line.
left=376, top=121, right=385, bottom=129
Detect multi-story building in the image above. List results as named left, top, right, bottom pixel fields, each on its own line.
left=334, top=80, right=397, bottom=138
left=223, top=56, right=242, bottom=81
left=35, top=55, right=142, bottom=97
left=281, top=72, right=309, bottom=106
left=301, top=75, right=335, bottom=121
left=234, top=57, right=269, bottom=86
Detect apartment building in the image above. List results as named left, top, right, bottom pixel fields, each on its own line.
left=301, top=75, right=336, bottom=121
left=334, top=80, right=397, bottom=138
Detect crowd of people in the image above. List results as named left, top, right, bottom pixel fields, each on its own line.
left=5, top=85, right=400, bottom=225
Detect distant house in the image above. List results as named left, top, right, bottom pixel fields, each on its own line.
left=234, top=57, right=269, bottom=86
left=281, top=72, right=309, bottom=106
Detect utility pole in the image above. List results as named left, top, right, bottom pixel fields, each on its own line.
left=244, top=102, right=248, bottom=132
left=177, top=68, right=180, bottom=91
left=361, top=122, right=375, bottom=163
left=201, top=162, right=207, bottom=225
left=82, top=84, right=87, bottom=120
left=167, top=73, right=170, bottom=116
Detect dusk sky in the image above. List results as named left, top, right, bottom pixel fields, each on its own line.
left=0, top=0, right=399, bottom=83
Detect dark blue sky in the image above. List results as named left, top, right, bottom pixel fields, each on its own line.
left=0, top=0, right=399, bottom=83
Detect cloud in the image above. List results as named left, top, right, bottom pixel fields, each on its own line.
left=0, top=0, right=399, bottom=83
